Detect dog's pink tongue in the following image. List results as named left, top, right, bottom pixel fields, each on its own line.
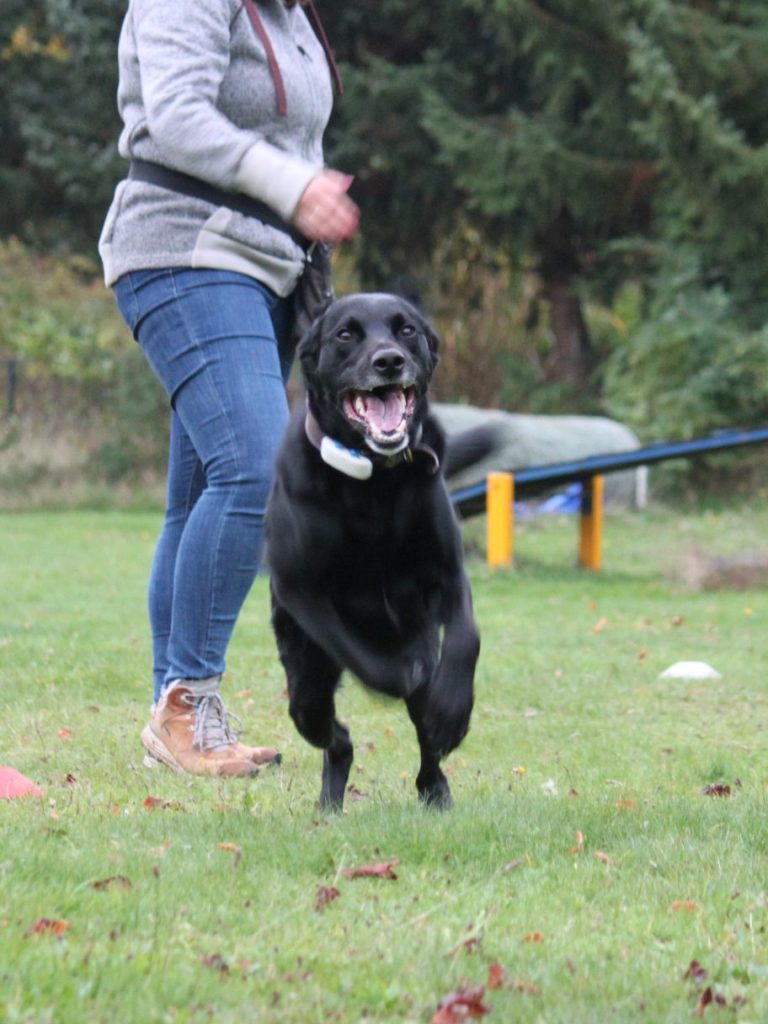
left=365, top=391, right=402, bottom=432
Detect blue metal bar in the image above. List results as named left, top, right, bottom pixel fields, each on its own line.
left=450, top=427, right=768, bottom=512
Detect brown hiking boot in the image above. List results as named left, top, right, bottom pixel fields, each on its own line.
left=234, top=741, right=282, bottom=766
left=141, top=679, right=261, bottom=776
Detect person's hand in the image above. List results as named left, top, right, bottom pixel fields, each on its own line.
left=293, top=169, right=359, bottom=244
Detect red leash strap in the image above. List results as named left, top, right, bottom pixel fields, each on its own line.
left=242, top=0, right=288, bottom=116
left=303, top=0, right=344, bottom=98
left=242, top=0, right=343, bottom=117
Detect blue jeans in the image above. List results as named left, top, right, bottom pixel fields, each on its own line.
left=113, top=268, right=294, bottom=701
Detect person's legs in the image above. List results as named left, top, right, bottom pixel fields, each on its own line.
left=148, top=410, right=206, bottom=701
left=114, top=268, right=294, bottom=773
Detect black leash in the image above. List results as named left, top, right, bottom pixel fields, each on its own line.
left=127, top=158, right=307, bottom=248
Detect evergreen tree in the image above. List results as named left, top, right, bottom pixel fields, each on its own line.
left=0, top=0, right=124, bottom=253
left=321, top=2, right=460, bottom=285
left=324, top=0, right=768, bottom=398
left=602, top=1, right=768, bottom=438
left=3, top=0, right=768, bottom=427
left=626, top=2, right=768, bottom=327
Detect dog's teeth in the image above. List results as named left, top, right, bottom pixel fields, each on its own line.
left=354, top=395, right=366, bottom=417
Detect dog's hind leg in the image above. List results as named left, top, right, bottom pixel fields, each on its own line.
left=320, top=719, right=353, bottom=810
left=406, top=691, right=452, bottom=810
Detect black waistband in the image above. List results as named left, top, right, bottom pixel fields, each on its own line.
left=127, top=158, right=307, bottom=248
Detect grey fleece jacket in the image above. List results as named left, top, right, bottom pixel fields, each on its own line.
left=99, top=0, right=333, bottom=294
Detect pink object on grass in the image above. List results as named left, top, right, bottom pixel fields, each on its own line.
left=0, top=766, right=44, bottom=799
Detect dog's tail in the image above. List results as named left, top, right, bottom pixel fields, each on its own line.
left=443, top=424, right=500, bottom=479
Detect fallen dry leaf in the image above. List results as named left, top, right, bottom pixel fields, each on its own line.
left=91, top=875, right=132, bottom=891
left=502, top=858, right=525, bottom=873
left=486, top=963, right=507, bottom=989
left=671, top=900, right=700, bottom=912
left=217, top=842, right=242, bottom=866
left=57, top=728, right=72, bottom=741
left=591, top=617, right=608, bottom=633
left=485, top=964, right=540, bottom=995
left=684, top=960, right=708, bottom=984
left=314, top=885, right=340, bottom=911
left=447, top=935, right=482, bottom=958
left=703, top=783, right=731, bottom=797
left=143, top=795, right=184, bottom=811
left=568, top=831, right=585, bottom=855
left=695, top=986, right=713, bottom=1017
left=27, top=918, right=69, bottom=937
left=431, top=985, right=490, bottom=1023
left=594, top=851, right=611, bottom=864
left=342, top=858, right=399, bottom=880
left=522, top=931, right=544, bottom=943
left=201, top=953, right=229, bottom=975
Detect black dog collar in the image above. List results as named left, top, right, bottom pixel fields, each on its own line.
left=304, top=409, right=440, bottom=479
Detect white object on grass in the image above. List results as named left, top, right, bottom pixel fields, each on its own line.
left=658, top=661, right=722, bottom=680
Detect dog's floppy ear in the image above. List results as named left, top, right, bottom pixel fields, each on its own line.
left=297, top=311, right=325, bottom=383
left=422, top=316, right=440, bottom=371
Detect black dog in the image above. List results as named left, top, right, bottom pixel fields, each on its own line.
left=266, top=293, right=480, bottom=810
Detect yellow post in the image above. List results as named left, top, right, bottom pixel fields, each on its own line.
left=579, top=475, right=604, bottom=571
left=486, top=472, right=514, bottom=568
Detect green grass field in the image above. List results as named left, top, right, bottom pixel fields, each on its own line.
left=1, top=503, right=767, bottom=1023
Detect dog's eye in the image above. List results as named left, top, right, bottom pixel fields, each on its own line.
left=336, top=328, right=355, bottom=343
left=399, top=323, right=417, bottom=338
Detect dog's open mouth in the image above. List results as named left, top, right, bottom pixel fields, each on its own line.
left=342, top=385, right=416, bottom=451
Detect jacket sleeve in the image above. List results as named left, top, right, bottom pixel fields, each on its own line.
left=130, top=0, right=318, bottom=220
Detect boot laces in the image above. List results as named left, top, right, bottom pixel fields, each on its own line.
left=181, top=690, right=242, bottom=752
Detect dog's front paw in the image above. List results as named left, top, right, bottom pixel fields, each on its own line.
left=422, top=690, right=473, bottom=758
left=418, top=773, right=453, bottom=810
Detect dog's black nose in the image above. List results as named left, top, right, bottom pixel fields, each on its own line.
left=372, top=347, right=407, bottom=376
